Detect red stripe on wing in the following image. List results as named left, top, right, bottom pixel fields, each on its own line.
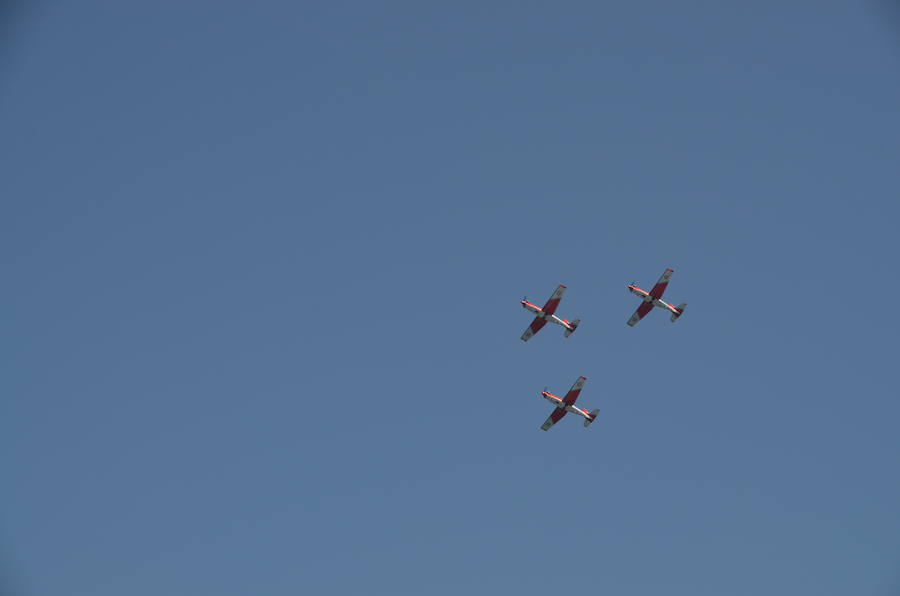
left=649, top=269, right=674, bottom=299
left=636, top=301, right=654, bottom=319
left=563, top=376, right=587, bottom=406
left=541, top=285, right=566, bottom=316
left=549, top=408, right=568, bottom=423
left=649, top=282, right=668, bottom=299
left=529, top=317, right=548, bottom=335
left=563, top=389, right=582, bottom=406
left=542, top=299, right=561, bottom=316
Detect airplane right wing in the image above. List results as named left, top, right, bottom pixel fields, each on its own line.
left=626, top=301, right=655, bottom=327
left=540, top=407, right=568, bottom=431
left=562, top=376, right=587, bottom=406
left=520, top=316, right=547, bottom=342
left=648, top=268, right=674, bottom=299
left=540, top=284, right=566, bottom=317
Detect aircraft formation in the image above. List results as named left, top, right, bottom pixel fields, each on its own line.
left=521, top=268, right=687, bottom=431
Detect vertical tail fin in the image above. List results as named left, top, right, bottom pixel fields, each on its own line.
left=583, top=409, right=600, bottom=427
left=670, top=303, right=687, bottom=322
left=564, top=318, right=581, bottom=337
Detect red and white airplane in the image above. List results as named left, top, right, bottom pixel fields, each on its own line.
left=520, top=284, right=581, bottom=342
left=539, top=376, right=599, bottom=431
left=626, top=268, right=687, bottom=327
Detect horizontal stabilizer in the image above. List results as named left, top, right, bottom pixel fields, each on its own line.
left=584, top=409, right=600, bottom=427
left=564, top=318, right=581, bottom=338
left=671, top=303, right=687, bottom=322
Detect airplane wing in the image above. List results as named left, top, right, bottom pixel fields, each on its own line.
left=520, top=316, right=547, bottom=342
left=540, top=407, right=568, bottom=431
left=540, top=284, right=567, bottom=317
left=648, top=268, right=674, bottom=300
left=626, top=301, right=655, bottom=327
left=562, top=376, right=587, bottom=406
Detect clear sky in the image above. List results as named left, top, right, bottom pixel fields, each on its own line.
left=3, top=2, right=900, bottom=595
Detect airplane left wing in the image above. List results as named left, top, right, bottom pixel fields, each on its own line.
left=540, top=407, right=568, bottom=431
left=540, top=284, right=566, bottom=317
left=520, top=317, right=547, bottom=342
left=649, top=268, right=674, bottom=299
left=626, top=301, right=654, bottom=327
left=563, top=376, right=587, bottom=406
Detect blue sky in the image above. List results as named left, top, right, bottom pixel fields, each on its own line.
left=2, top=2, right=900, bottom=594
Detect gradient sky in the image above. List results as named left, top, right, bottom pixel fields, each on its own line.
left=3, top=2, right=900, bottom=595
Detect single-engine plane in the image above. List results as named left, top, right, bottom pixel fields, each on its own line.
left=520, top=284, right=581, bottom=341
left=626, top=268, right=687, bottom=327
left=539, top=376, right=599, bottom=431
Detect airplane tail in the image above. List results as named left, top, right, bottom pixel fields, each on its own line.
left=564, top=318, right=581, bottom=337
left=584, top=409, right=600, bottom=428
left=670, top=303, right=687, bottom=322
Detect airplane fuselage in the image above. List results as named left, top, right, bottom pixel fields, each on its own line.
left=627, top=285, right=679, bottom=314
left=521, top=301, right=573, bottom=330
left=541, top=391, right=595, bottom=421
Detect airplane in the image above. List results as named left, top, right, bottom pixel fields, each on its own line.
left=539, top=376, right=599, bottom=431
left=520, top=284, right=581, bottom=342
left=626, top=267, right=687, bottom=327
